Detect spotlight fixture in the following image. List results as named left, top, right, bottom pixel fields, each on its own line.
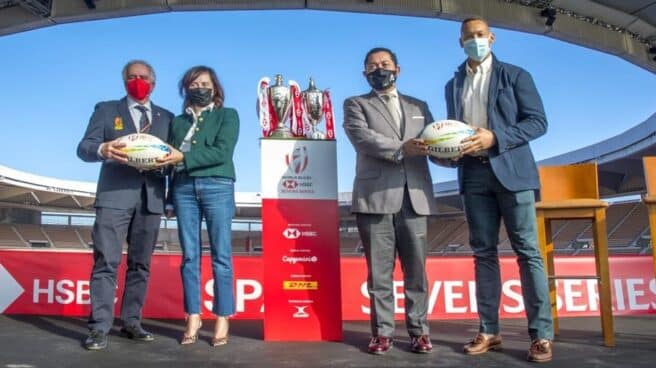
left=84, top=0, right=96, bottom=10
left=540, top=7, right=557, bottom=27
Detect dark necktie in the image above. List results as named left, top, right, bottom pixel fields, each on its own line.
left=135, top=105, right=151, bottom=133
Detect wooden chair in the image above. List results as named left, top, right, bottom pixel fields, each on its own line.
left=642, top=156, right=656, bottom=277
left=535, top=162, right=614, bottom=347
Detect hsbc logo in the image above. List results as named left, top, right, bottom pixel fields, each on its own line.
left=282, top=226, right=318, bottom=239
left=283, top=228, right=301, bottom=239
left=282, top=179, right=298, bottom=189
left=285, top=146, right=309, bottom=174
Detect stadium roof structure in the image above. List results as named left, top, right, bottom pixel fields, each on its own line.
left=0, top=164, right=263, bottom=216
left=0, top=1, right=655, bottom=73
left=0, top=164, right=96, bottom=212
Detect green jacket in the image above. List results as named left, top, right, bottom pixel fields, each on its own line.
left=168, top=107, right=239, bottom=180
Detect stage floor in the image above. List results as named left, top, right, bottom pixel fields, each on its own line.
left=1, top=315, right=655, bottom=367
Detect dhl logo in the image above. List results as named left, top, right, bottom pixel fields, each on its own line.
left=283, top=281, right=318, bottom=290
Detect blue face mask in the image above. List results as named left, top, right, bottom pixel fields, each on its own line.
left=463, top=37, right=490, bottom=62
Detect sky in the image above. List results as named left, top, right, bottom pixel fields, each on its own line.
left=1, top=9, right=655, bottom=193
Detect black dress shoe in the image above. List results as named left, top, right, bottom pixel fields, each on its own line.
left=84, top=330, right=108, bottom=350
left=120, top=324, right=155, bottom=342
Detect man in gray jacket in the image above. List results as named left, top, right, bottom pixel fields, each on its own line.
left=343, top=47, right=437, bottom=355
left=77, top=60, right=173, bottom=350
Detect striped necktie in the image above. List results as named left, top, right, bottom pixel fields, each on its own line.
left=135, top=105, right=151, bottom=133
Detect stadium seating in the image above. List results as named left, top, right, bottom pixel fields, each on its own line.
left=15, top=224, right=50, bottom=247
left=0, top=223, right=26, bottom=248
left=43, top=225, right=87, bottom=248
left=0, top=200, right=651, bottom=259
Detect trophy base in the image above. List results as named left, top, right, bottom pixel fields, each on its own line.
left=268, top=128, right=295, bottom=139
left=309, top=131, right=326, bottom=140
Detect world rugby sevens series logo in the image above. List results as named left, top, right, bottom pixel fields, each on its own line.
left=285, top=146, right=309, bottom=174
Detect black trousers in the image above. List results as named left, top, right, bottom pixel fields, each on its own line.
left=87, top=187, right=161, bottom=333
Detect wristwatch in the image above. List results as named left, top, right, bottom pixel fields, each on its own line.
left=395, top=149, right=404, bottom=163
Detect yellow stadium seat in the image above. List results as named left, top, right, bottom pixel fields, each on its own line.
left=642, top=156, right=656, bottom=278
left=535, top=163, right=614, bottom=347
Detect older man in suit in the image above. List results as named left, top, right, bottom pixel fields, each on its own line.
left=442, top=17, right=553, bottom=362
left=77, top=60, right=173, bottom=350
left=344, top=47, right=437, bottom=355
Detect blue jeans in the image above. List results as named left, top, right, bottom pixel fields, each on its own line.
left=462, top=159, right=553, bottom=340
left=173, top=174, right=236, bottom=316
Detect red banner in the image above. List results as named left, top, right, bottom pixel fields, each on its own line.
left=262, top=199, right=342, bottom=341
left=1, top=250, right=655, bottom=319
left=260, top=139, right=343, bottom=341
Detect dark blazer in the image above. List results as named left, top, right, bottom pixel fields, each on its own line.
left=445, top=55, right=547, bottom=192
left=77, top=97, right=174, bottom=214
left=343, top=91, right=437, bottom=215
left=167, top=107, right=239, bottom=180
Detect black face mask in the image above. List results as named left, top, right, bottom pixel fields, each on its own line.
left=366, top=68, right=397, bottom=91
left=188, top=87, right=213, bottom=107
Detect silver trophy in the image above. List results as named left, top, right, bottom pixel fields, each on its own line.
left=301, top=78, right=326, bottom=140
left=268, top=74, right=294, bottom=138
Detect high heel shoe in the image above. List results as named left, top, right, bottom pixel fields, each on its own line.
left=211, top=318, right=229, bottom=347
left=180, top=316, right=202, bottom=345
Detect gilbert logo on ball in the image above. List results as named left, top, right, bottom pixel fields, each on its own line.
left=116, top=133, right=171, bottom=170
left=420, top=120, right=475, bottom=159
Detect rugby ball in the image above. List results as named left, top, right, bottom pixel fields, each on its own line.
left=420, top=120, right=475, bottom=159
left=116, top=133, right=171, bottom=170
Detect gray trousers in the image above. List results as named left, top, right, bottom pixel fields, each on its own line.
left=88, top=186, right=161, bottom=333
left=356, top=188, right=429, bottom=338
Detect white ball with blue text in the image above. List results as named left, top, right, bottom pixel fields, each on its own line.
left=420, top=120, right=475, bottom=159
left=116, top=133, right=170, bottom=170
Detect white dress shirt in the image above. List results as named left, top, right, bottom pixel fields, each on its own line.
left=179, top=103, right=214, bottom=152
left=461, top=55, right=492, bottom=156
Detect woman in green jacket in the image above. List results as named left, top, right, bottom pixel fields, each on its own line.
left=158, top=65, right=239, bottom=346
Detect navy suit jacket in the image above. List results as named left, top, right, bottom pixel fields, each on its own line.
left=445, top=55, right=547, bottom=192
left=77, top=97, right=173, bottom=214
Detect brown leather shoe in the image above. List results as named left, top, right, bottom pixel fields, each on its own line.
left=410, top=335, right=433, bottom=354
left=527, top=339, right=552, bottom=363
left=463, top=333, right=502, bottom=355
left=368, top=336, right=393, bottom=355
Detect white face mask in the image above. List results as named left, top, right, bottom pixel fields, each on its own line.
left=463, top=37, right=491, bottom=62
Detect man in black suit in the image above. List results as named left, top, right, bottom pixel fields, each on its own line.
left=77, top=60, right=173, bottom=350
